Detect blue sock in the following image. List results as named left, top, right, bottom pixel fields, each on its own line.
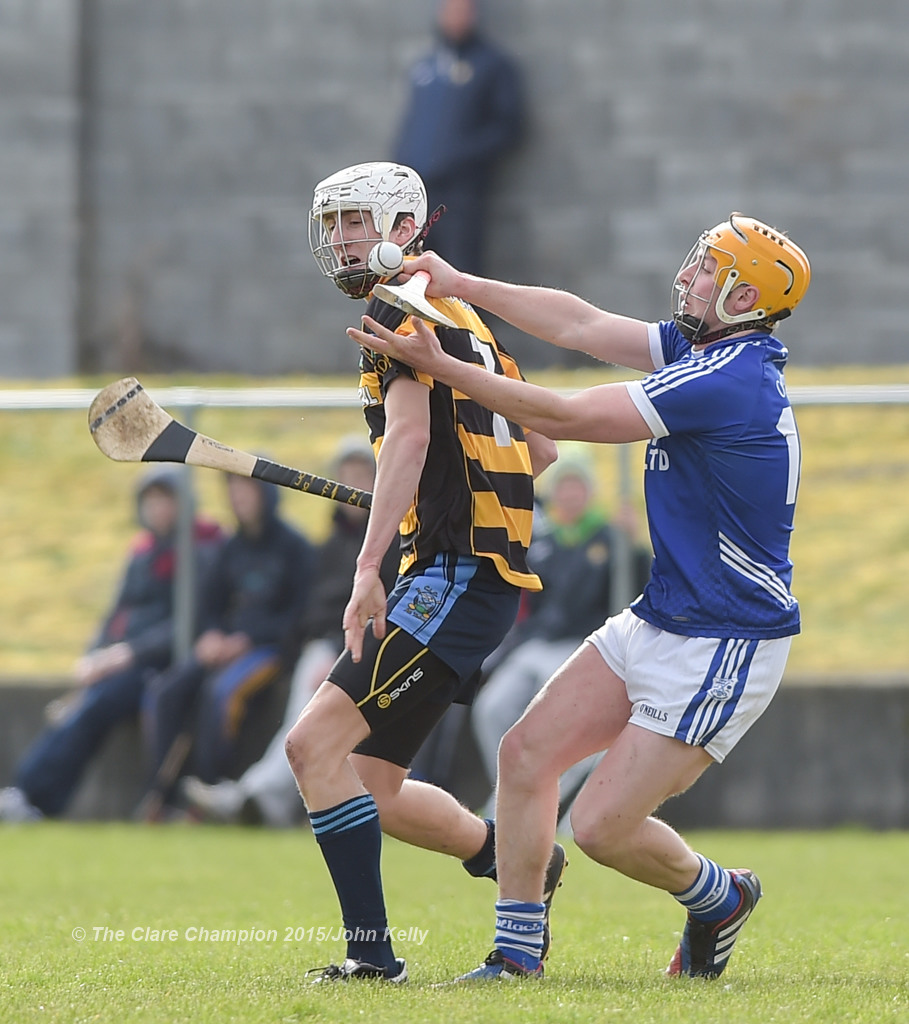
left=672, top=854, right=740, bottom=923
left=494, top=899, right=545, bottom=971
left=310, top=794, right=397, bottom=972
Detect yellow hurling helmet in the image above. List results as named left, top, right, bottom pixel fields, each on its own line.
left=673, top=212, right=811, bottom=343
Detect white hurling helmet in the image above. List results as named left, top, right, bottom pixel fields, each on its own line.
left=310, top=162, right=428, bottom=299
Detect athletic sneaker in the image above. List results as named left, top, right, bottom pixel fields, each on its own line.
left=666, top=868, right=762, bottom=978
left=541, top=842, right=567, bottom=960
left=182, top=777, right=245, bottom=823
left=307, top=958, right=407, bottom=984
left=0, top=787, right=43, bottom=823
left=443, top=849, right=565, bottom=986
left=452, top=948, right=544, bottom=982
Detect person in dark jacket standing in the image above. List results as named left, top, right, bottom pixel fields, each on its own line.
left=141, top=472, right=314, bottom=811
left=0, top=468, right=224, bottom=821
left=392, top=0, right=524, bottom=275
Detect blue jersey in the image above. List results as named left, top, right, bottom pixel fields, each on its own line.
left=625, top=321, right=801, bottom=640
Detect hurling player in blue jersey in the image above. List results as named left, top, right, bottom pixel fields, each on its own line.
left=348, top=212, right=811, bottom=981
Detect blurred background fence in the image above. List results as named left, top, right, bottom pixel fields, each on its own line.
left=2, top=377, right=907, bottom=678
left=1, top=379, right=907, bottom=826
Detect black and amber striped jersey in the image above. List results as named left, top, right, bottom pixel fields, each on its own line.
left=358, top=287, right=542, bottom=592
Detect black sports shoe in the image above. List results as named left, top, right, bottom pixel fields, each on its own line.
left=541, top=842, right=567, bottom=961
left=666, top=868, right=762, bottom=978
left=307, top=957, right=408, bottom=984
left=451, top=948, right=544, bottom=982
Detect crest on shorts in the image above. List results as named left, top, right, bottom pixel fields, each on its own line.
left=406, top=585, right=440, bottom=621
left=707, top=675, right=736, bottom=701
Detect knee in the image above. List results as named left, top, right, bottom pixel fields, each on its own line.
left=569, top=797, right=633, bottom=867
left=497, top=720, right=548, bottom=789
left=284, top=719, right=311, bottom=778
left=570, top=805, right=608, bottom=862
left=284, top=713, right=346, bottom=785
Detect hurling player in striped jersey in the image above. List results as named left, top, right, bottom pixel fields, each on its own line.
left=349, top=212, right=810, bottom=981
left=290, top=162, right=565, bottom=985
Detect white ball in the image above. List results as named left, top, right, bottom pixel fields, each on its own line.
left=368, top=241, right=405, bottom=277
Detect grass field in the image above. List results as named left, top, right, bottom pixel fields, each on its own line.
left=3, top=824, right=908, bottom=1023
left=2, top=364, right=908, bottom=679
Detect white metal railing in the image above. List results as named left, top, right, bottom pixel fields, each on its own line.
left=1, top=382, right=908, bottom=411
left=0, top=386, right=359, bottom=410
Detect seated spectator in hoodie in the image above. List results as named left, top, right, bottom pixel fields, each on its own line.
left=0, top=467, right=223, bottom=822
left=140, top=470, right=315, bottom=817
left=182, top=438, right=398, bottom=827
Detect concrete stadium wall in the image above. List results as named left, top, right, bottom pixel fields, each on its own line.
left=0, top=1, right=80, bottom=377
left=2, top=677, right=908, bottom=828
left=0, top=676, right=291, bottom=821
left=1, top=1, right=907, bottom=376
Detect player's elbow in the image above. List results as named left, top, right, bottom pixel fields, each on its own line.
left=526, top=432, right=558, bottom=478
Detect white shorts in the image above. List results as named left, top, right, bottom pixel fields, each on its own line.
left=586, top=608, right=791, bottom=763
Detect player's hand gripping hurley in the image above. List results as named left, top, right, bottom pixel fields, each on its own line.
left=88, top=377, right=372, bottom=509
left=371, top=270, right=458, bottom=329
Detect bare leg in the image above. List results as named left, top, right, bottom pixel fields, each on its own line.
left=352, top=753, right=488, bottom=859
left=285, top=683, right=488, bottom=860
left=494, top=643, right=713, bottom=902
left=284, top=681, right=370, bottom=810
left=569, top=724, right=712, bottom=891
left=494, top=643, right=630, bottom=901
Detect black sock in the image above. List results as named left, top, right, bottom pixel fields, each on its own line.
left=461, top=817, right=497, bottom=880
left=310, top=794, right=397, bottom=972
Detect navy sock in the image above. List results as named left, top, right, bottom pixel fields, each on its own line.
left=310, top=794, right=396, bottom=971
left=462, top=818, right=497, bottom=880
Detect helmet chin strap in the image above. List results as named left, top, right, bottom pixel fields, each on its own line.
left=674, top=312, right=787, bottom=345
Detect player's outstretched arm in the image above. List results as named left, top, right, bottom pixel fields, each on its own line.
left=348, top=316, right=653, bottom=446
left=398, top=252, right=654, bottom=373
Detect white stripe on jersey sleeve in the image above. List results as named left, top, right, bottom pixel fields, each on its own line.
left=643, top=342, right=748, bottom=400
left=646, top=322, right=666, bottom=370
left=625, top=381, right=668, bottom=438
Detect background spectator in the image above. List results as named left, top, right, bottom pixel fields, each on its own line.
left=392, top=0, right=525, bottom=275
left=139, top=471, right=314, bottom=819
left=183, top=439, right=398, bottom=827
left=0, top=468, right=223, bottom=822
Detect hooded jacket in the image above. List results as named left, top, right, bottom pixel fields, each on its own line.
left=296, top=505, right=399, bottom=650
left=195, top=478, right=315, bottom=660
left=94, top=467, right=224, bottom=669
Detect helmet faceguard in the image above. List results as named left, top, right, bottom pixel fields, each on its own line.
left=672, top=212, right=811, bottom=344
left=310, top=162, right=428, bottom=299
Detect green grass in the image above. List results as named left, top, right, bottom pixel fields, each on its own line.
left=1, top=365, right=908, bottom=677
left=3, top=825, right=909, bottom=1023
